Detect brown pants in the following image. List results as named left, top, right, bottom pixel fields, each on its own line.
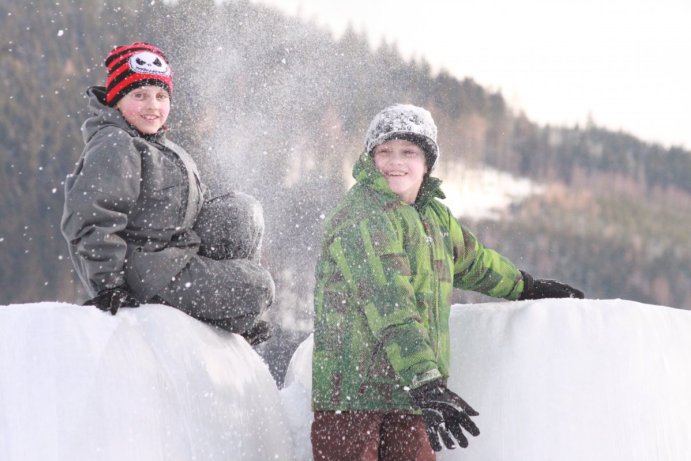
left=311, top=411, right=436, bottom=461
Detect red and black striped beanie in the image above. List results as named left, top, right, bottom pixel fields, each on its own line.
left=105, top=42, right=173, bottom=107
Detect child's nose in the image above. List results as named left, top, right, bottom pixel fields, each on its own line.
left=146, top=99, right=162, bottom=109
left=391, top=152, right=405, bottom=163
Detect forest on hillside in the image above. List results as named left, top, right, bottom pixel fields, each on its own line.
left=2, top=0, right=691, bottom=376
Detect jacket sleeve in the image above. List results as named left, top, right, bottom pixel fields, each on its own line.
left=449, top=215, right=524, bottom=299
left=328, top=213, right=442, bottom=389
left=61, top=128, right=141, bottom=295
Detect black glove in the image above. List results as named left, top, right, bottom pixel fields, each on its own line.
left=410, top=379, right=480, bottom=452
left=84, top=286, right=140, bottom=315
left=519, top=270, right=584, bottom=300
left=241, top=319, right=273, bottom=346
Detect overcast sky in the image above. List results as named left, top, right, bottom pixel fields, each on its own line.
left=250, top=0, right=691, bottom=149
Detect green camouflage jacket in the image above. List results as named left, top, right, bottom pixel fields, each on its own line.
left=312, top=152, right=524, bottom=412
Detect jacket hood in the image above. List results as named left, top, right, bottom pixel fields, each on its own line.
left=352, top=152, right=445, bottom=209
left=81, top=86, right=167, bottom=143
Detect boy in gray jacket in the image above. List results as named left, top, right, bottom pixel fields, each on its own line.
left=61, top=42, right=273, bottom=344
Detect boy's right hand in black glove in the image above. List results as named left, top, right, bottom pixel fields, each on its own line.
left=84, top=286, right=140, bottom=315
left=410, top=379, right=480, bottom=452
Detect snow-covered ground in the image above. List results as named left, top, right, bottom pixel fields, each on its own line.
left=437, top=162, right=543, bottom=220
left=342, top=160, right=542, bottom=221
left=2, top=299, right=690, bottom=461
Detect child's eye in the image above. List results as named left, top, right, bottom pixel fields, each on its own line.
left=157, top=92, right=169, bottom=100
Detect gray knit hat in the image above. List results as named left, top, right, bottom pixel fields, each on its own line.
left=365, top=104, right=439, bottom=170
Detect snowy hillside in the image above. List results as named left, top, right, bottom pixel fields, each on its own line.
left=436, top=161, right=543, bottom=220
left=2, top=299, right=690, bottom=461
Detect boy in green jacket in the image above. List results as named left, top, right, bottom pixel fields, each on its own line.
left=311, top=104, right=583, bottom=460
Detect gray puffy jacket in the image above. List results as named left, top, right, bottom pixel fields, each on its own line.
left=61, top=87, right=205, bottom=301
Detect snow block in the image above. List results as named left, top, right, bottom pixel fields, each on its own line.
left=280, top=335, right=315, bottom=461
left=282, top=299, right=691, bottom=461
left=0, top=302, right=294, bottom=461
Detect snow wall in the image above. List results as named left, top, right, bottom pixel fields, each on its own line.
left=282, top=299, right=691, bottom=461
left=2, top=299, right=690, bottom=461
left=0, top=303, right=294, bottom=461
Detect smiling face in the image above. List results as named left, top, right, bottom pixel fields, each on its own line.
left=373, top=138, right=428, bottom=204
left=116, top=85, right=170, bottom=135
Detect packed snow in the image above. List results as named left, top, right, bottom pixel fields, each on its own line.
left=2, top=298, right=690, bottom=461
left=282, top=298, right=691, bottom=461
left=0, top=303, right=293, bottom=461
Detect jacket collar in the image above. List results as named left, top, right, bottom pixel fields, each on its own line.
left=352, top=152, right=445, bottom=210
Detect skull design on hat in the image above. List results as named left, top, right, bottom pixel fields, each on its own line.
left=128, top=51, right=171, bottom=76
left=105, top=42, right=174, bottom=106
